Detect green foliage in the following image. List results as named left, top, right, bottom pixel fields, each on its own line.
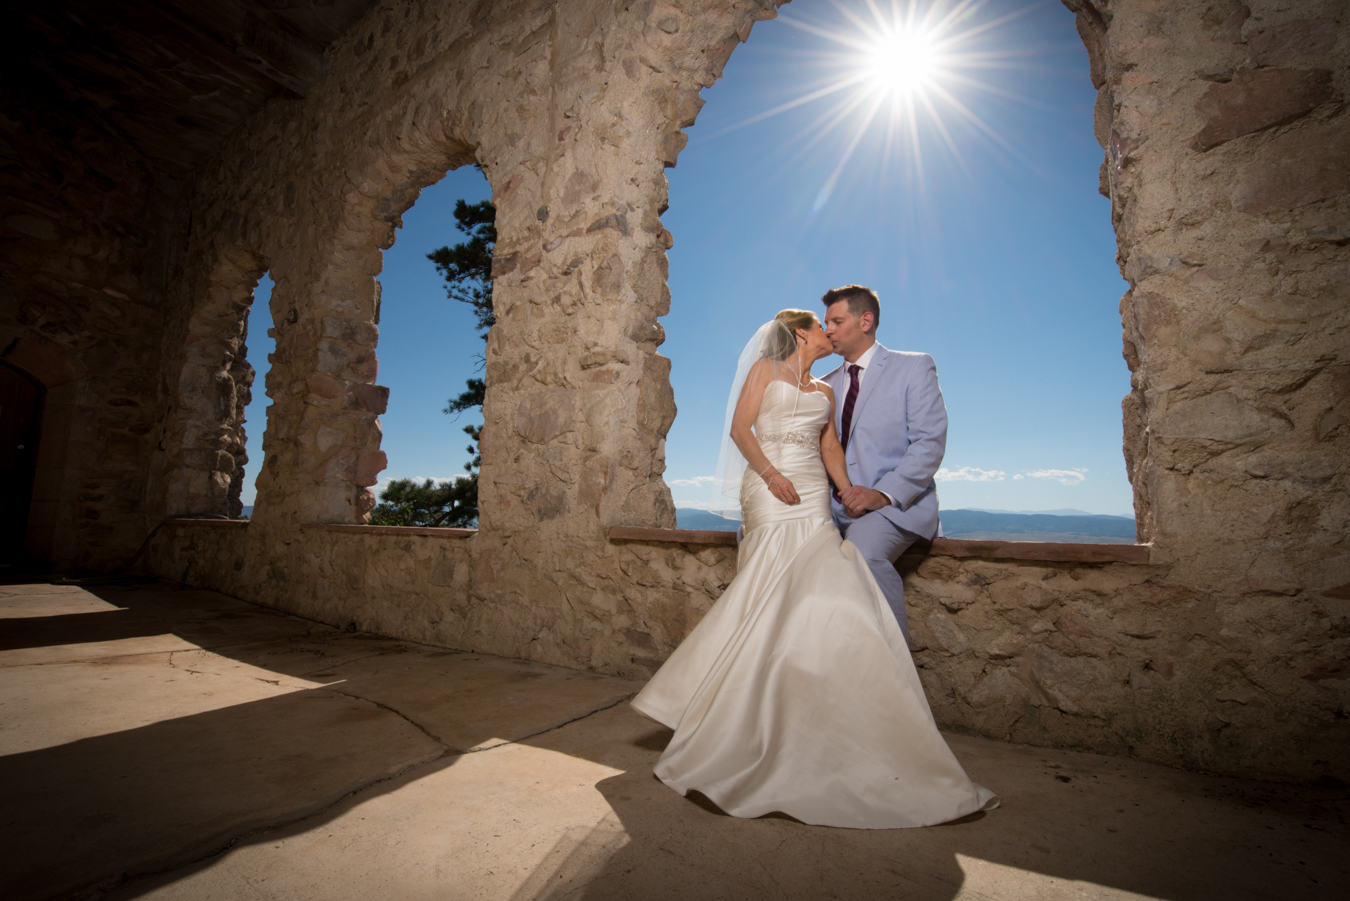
left=371, top=193, right=495, bottom=529
left=367, top=472, right=478, bottom=528
left=426, top=198, right=496, bottom=337
left=445, top=376, right=484, bottom=416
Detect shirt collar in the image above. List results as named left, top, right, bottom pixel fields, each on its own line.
left=851, top=342, right=880, bottom=371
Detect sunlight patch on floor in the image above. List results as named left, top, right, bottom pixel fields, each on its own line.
left=0, top=648, right=329, bottom=755
left=0, top=587, right=125, bottom=618
left=956, top=854, right=1158, bottom=901
left=132, top=742, right=630, bottom=901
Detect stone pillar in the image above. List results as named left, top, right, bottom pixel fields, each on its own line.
left=457, top=0, right=781, bottom=664
left=1067, top=0, right=1349, bottom=771
left=159, top=245, right=265, bottom=519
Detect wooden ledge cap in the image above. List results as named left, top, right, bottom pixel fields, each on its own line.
left=607, top=526, right=1150, bottom=564
left=300, top=523, right=476, bottom=538
left=164, top=517, right=249, bottom=528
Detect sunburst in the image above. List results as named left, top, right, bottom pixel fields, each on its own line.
left=708, top=0, right=1040, bottom=213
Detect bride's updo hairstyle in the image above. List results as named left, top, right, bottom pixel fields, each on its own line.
left=767, top=309, right=818, bottom=360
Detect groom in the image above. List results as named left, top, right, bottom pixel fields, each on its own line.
left=822, top=285, right=948, bottom=642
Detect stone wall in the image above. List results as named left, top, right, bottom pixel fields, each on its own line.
left=146, top=0, right=1346, bottom=782
left=139, top=0, right=778, bottom=651
left=1077, top=0, right=1349, bottom=585
left=1065, top=0, right=1350, bottom=771
left=152, top=524, right=737, bottom=678
left=140, top=0, right=780, bottom=539
left=900, top=553, right=1347, bottom=782
left=6, top=0, right=1345, bottom=782
left=0, top=82, right=170, bottom=569
left=152, top=519, right=1346, bottom=782
left=155, top=245, right=266, bottom=519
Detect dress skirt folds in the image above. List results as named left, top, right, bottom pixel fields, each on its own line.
left=631, top=382, right=996, bottom=829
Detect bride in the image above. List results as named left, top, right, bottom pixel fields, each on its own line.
left=631, top=310, right=997, bottom=829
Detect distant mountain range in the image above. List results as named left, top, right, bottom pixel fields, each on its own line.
left=674, top=507, right=1136, bottom=543
left=962, top=507, right=1133, bottom=520
left=938, top=509, right=1135, bottom=543
left=238, top=504, right=1134, bottom=543
left=676, top=508, right=742, bottom=531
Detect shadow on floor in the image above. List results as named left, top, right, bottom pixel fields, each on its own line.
left=1, top=686, right=444, bottom=899
left=507, top=720, right=1348, bottom=901
left=2, top=581, right=1346, bottom=901
left=0, top=581, right=632, bottom=900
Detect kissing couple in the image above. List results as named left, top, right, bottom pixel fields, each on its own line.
left=632, top=284, right=997, bottom=829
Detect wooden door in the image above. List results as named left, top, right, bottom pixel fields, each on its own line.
left=1, top=362, right=42, bottom=562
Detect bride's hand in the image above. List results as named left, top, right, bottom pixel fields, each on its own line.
left=765, top=470, right=801, bottom=505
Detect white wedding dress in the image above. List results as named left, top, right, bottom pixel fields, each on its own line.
left=631, top=380, right=997, bottom=828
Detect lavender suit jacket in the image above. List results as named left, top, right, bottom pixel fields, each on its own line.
left=825, top=344, right=948, bottom=541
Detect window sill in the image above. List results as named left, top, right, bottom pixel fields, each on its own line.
left=606, top=526, right=1150, bottom=565
left=300, top=523, right=476, bottom=539
left=165, top=517, right=249, bottom=529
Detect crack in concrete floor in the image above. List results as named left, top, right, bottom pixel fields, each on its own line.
left=94, top=692, right=638, bottom=901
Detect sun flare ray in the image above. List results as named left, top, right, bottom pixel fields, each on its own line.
left=733, top=0, right=1039, bottom=214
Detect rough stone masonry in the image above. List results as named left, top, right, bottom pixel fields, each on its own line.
left=1, top=0, right=1345, bottom=783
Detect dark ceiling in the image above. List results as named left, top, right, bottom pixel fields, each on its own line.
left=3, top=0, right=382, bottom=170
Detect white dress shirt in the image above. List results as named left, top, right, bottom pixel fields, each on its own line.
left=841, top=342, right=896, bottom=508
left=849, top=342, right=881, bottom=387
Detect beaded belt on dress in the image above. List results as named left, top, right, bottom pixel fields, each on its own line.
left=758, top=430, right=820, bottom=450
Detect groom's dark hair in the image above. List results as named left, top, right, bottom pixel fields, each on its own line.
left=821, top=285, right=880, bottom=333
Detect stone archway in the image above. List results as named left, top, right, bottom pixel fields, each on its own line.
left=158, top=245, right=267, bottom=519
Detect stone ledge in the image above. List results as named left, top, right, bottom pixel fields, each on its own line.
left=608, top=526, right=737, bottom=547
left=164, top=517, right=249, bottom=529
left=606, top=526, right=1151, bottom=565
left=300, top=523, right=476, bottom=539
left=923, top=537, right=1150, bottom=565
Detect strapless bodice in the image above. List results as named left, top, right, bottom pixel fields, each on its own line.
left=741, top=381, right=833, bottom=536
left=753, top=379, right=831, bottom=438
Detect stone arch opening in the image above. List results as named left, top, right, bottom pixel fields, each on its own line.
left=290, top=137, right=480, bottom=525
left=236, top=274, right=277, bottom=519
left=657, top=1, right=1135, bottom=537
left=161, top=246, right=267, bottom=519
left=360, top=166, right=494, bottom=529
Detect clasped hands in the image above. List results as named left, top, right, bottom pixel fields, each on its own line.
left=763, top=467, right=889, bottom=518
left=838, top=485, right=889, bottom=518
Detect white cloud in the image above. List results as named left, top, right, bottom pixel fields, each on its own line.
left=669, top=476, right=719, bottom=488
left=936, top=467, right=1006, bottom=482
left=1024, top=468, right=1088, bottom=486
left=1012, top=474, right=1024, bottom=480
left=373, top=474, right=468, bottom=494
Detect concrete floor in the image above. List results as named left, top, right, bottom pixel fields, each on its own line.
left=0, top=581, right=1345, bottom=901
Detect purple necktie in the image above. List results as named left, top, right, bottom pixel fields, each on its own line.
left=833, top=364, right=861, bottom=504
left=840, top=364, right=861, bottom=452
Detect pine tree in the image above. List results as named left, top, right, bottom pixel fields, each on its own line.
left=370, top=197, right=495, bottom=528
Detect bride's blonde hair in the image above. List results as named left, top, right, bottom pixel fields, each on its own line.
left=767, top=309, right=819, bottom=360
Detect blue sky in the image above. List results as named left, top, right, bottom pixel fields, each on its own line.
left=242, top=0, right=1132, bottom=517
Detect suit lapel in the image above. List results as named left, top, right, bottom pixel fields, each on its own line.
left=846, top=345, right=889, bottom=446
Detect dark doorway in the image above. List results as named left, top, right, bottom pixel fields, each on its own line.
left=1, top=361, right=43, bottom=563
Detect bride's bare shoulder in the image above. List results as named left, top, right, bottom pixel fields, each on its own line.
left=816, top=379, right=835, bottom=400
left=746, top=358, right=775, bottom=380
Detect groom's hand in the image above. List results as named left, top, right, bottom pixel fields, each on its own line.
left=840, top=486, right=889, bottom=518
